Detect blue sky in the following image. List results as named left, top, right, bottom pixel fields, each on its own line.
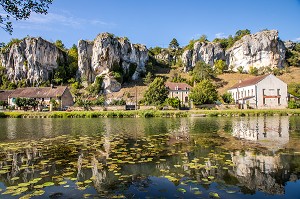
left=1, top=0, right=300, bottom=48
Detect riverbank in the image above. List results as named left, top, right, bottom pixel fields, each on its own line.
left=1, top=109, right=300, bottom=118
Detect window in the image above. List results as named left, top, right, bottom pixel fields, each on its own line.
left=248, top=90, right=250, bottom=96
left=251, top=89, right=254, bottom=96
left=278, top=97, right=281, bottom=105
left=277, top=89, right=280, bottom=96
left=263, top=89, right=266, bottom=96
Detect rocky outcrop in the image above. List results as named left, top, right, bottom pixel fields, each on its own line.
left=0, top=37, right=65, bottom=84
left=182, top=42, right=225, bottom=72
left=182, top=30, right=286, bottom=72
left=78, top=33, right=148, bottom=93
left=226, top=30, right=286, bottom=71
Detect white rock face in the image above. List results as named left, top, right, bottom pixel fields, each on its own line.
left=182, top=42, right=225, bottom=71
left=182, top=30, right=286, bottom=72
left=0, top=37, right=65, bottom=84
left=78, top=33, right=148, bottom=93
left=226, top=30, right=286, bottom=71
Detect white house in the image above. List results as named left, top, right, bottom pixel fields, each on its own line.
left=228, top=74, right=288, bottom=109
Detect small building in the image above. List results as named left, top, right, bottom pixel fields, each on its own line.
left=8, top=86, right=74, bottom=109
left=228, top=74, right=288, bottom=109
left=165, top=82, right=192, bottom=106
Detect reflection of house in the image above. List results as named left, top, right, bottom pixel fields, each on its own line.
left=232, top=116, right=289, bottom=151
left=228, top=74, right=287, bottom=109
left=231, top=150, right=284, bottom=194
left=8, top=86, right=73, bottom=108
left=165, top=82, right=192, bottom=106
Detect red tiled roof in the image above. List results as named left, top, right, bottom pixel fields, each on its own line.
left=9, top=86, right=68, bottom=98
left=229, top=74, right=270, bottom=89
left=165, top=82, right=192, bottom=91
left=0, top=90, right=14, bottom=101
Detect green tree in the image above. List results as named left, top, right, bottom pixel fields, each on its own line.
left=192, top=61, right=215, bottom=82
left=198, top=34, right=208, bottom=43
left=189, top=80, right=218, bottom=105
left=237, top=66, right=244, bottom=74
left=234, top=29, right=251, bottom=40
left=214, top=60, right=227, bottom=74
left=143, top=72, right=153, bottom=85
left=288, top=83, right=300, bottom=98
left=67, top=44, right=79, bottom=79
left=0, top=0, right=53, bottom=34
left=169, top=38, right=179, bottom=50
left=166, top=97, right=180, bottom=109
left=221, top=93, right=233, bottom=104
left=143, top=77, right=169, bottom=105
left=249, top=66, right=258, bottom=76
left=54, top=40, right=65, bottom=50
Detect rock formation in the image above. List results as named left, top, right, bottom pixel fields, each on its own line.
left=78, top=33, right=148, bottom=93
left=182, top=30, right=286, bottom=72
left=182, top=42, right=225, bottom=72
left=0, top=37, right=66, bottom=85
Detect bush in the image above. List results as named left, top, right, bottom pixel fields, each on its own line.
left=222, top=93, right=234, bottom=104
left=110, top=99, right=126, bottom=106
left=288, top=101, right=300, bottom=109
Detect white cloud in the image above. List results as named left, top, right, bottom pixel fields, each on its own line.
left=215, top=32, right=226, bottom=38
left=295, top=37, right=300, bottom=41
left=14, top=12, right=115, bottom=30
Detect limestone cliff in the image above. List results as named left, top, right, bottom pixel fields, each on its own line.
left=78, top=33, right=148, bottom=93
left=182, top=42, right=225, bottom=72
left=182, top=30, right=286, bottom=72
left=0, top=37, right=66, bottom=85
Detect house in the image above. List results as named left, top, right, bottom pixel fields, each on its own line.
left=228, top=74, right=288, bottom=109
left=0, top=90, right=14, bottom=103
left=8, top=86, right=74, bottom=109
left=165, top=82, right=192, bottom=106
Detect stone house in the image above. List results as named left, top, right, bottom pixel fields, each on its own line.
left=228, top=74, right=288, bottom=109
left=165, top=82, right=192, bottom=106
left=8, top=86, right=74, bottom=109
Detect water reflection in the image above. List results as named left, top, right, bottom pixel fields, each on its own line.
left=0, top=117, right=300, bottom=198
left=232, top=116, right=289, bottom=151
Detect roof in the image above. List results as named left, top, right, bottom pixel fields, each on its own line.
left=229, top=74, right=270, bottom=89
left=165, top=82, right=192, bottom=91
left=0, top=90, right=14, bottom=101
left=9, top=86, right=68, bottom=98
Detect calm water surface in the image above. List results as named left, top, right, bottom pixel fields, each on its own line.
left=0, top=116, right=300, bottom=199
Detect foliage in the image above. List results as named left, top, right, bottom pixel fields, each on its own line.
left=189, top=80, right=219, bottom=105
left=184, top=35, right=209, bottom=50
left=198, top=34, right=209, bottom=43
left=0, top=100, right=7, bottom=106
left=92, top=96, right=105, bottom=106
left=286, top=43, right=300, bottom=67
left=214, top=60, right=227, bottom=74
left=50, top=98, right=59, bottom=109
left=112, top=71, right=123, bottom=83
left=0, top=0, right=53, bottom=34
left=169, top=38, right=179, bottom=50
left=88, top=76, right=103, bottom=96
left=166, top=97, right=181, bottom=109
left=54, top=40, right=65, bottom=50
left=67, top=44, right=79, bottom=79
left=222, top=93, right=234, bottom=104
left=288, top=83, right=300, bottom=98
left=170, top=70, right=187, bottom=83
left=143, top=77, right=169, bottom=105
left=148, top=46, right=162, bottom=56
left=15, top=97, right=38, bottom=108
left=288, top=101, right=300, bottom=109
left=249, top=66, right=258, bottom=76
left=192, top=61, right=215, bottom=83
left=0, top=38, right=22, bottom=52
left=110, top=98, right=126, bottom=106
left=237, top=66, right=244, bottom=74
left=212, top=29, right=250, bottom=49
left=143, top=72, right=153, bottom=85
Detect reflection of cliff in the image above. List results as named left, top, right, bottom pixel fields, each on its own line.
left=231, top=150, right=286, bottom=194
left=232, top=116, right=289, bottom=151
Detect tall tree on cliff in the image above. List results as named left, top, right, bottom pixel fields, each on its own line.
left=0, top=0, right=53, bottom=34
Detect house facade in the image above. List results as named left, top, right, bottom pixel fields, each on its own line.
left=228, top=74, right=287, bottom=109
left=7, top=86, right=74, bottom=109
left=165, top=82, right=192, bottom=106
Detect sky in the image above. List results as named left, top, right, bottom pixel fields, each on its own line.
left=1, top=0, right=300, bottom=48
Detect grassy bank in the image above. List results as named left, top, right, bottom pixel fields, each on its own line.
left=0, top=109, right=300, bottom=118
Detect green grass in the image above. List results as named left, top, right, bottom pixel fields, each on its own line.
left=1, top=109, right=300, bottom=118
